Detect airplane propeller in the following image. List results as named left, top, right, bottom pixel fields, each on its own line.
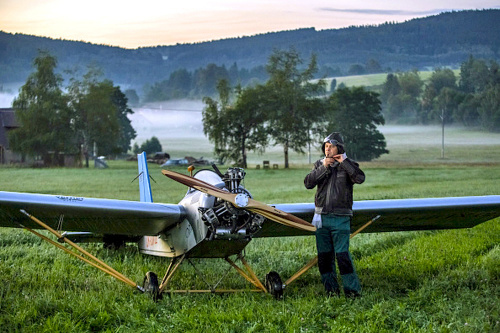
left=161, top=169, right=316, bottom=232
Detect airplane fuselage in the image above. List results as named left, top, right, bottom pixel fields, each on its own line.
left=138, top=168, right=262, bottom=258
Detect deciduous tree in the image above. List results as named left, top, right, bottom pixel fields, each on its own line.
left=325, top=87, right=388, bottom=161
left=202, top=80, right=268, bottom=167
left=264, top=48, right=326, bottom=168
left=9, top=50, right=74, bottom=166
left=137, top=136, right=162, bottom=155
left=421, top=68, right=458, bottom=123
left=112, top=86, right=137, bottom=154
left=478, top=85, right=500, bottom=132
left=67, top=66, right=122, bottom=166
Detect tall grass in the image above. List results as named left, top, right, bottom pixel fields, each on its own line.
left=0, top=156, right=499, bottom=332
left=1, top=126, right=499, bottom=332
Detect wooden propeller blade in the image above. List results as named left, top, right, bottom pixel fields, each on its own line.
left=162, top=170, right=315, bottom=232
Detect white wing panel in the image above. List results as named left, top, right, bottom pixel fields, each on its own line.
left=0, top=191, right=185, bottom=236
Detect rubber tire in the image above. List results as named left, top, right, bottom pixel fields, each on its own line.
left=265, top=271, right=283, bottom=299
left=143, top=271, right=162, bottom=301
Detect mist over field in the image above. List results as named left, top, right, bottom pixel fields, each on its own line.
left=130, top=100, right=205, bottom=140
left=129, top=99, right=500, bottom=165
left=129, top=100, right=213, bottom=160
left=3, top=94, right=499, bottom=164
left=0, top=92, right=16, bottom=108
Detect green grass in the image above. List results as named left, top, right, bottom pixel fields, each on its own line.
left=1, top=127, right=499, bottom=332
left=314, top=69, right=460, bottom=93
left=1, top=219, right=498, bottom=332
left=150, top=124, right=500, bottom=168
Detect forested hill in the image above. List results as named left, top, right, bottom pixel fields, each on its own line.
left=1, top=9, right=499, bottom=90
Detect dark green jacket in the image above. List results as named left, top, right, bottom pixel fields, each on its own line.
left=304, top=158, right=365, bottom=216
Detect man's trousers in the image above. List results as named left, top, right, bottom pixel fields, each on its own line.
left=315, top=214, right=361, bottom=296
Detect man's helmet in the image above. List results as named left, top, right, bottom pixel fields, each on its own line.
left=321, top=132, right=344, bottom=155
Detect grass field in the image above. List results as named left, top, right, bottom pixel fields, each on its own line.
left=1, top=126, right=499, bottom=332
left=313, top=69, right=461, bottom=93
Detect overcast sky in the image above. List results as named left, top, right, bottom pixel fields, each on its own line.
left=1, top=0, right=499, bottom=48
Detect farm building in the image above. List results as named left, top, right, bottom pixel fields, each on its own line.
left=0, top=108, right=22, bottom=164
left=0, top=108, right=81, bottom=167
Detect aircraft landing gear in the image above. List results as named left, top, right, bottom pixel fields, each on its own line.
left=143, top=271, right=161, bottom=301
left=265, top=271, right=283, bottom=299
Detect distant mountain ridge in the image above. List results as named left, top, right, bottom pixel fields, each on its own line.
left=1, top=9, right=499, bottom=91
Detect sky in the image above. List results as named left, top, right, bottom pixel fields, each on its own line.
left=1, top=0, right=500, bottom=49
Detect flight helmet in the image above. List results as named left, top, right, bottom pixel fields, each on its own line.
left=321, top=132, right=345, bottom=155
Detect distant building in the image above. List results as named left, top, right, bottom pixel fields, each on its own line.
left=1, top=108, right=80, bottom=167
left=0, top=108, right=22, bottom=164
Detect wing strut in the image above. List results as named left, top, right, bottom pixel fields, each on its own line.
left=149, top=216, right=380, bottom=297
left=18, top=210, right=145, bottom=293
left=283, top=215, right=381, bottom=287
left=152, top=252, right=267, bottom=296
left=226, top=254, right=267, bottom=292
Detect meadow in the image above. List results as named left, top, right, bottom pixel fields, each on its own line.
left=0, top=126, right=499, bottom=332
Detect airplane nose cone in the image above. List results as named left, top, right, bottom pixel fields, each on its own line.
left=234, top=194, right=249, bottom=208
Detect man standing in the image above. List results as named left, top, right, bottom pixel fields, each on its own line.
left=304, top=132, right=365, bottom=297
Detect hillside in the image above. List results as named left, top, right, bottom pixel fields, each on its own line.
left=0, top=9, right=499, bottom=92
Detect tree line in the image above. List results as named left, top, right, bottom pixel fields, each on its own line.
left=380, top=56, right=500, bottom=132
left=1, top=10, right=498, bottom=91
left=142, top=64, right=268, bottom=102
left=9, top=50, right=136, bottom=166
left=141, top=58, right=385, bottom=103
left=202, top=48, right=388, bottom=168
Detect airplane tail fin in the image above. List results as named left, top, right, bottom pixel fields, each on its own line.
left=137, top=152, right=153, bottom=203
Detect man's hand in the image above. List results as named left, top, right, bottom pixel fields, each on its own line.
left=332, top=153, right=347, bottom=163
left=323, top=156, right=336, bottom=167
left=323, top=152, right=347, bottom=167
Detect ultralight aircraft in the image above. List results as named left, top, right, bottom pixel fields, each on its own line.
left=0, top=152, right=499, bottom=299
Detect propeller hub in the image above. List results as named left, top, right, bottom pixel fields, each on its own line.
left=234, top=193, right=249, bottom=208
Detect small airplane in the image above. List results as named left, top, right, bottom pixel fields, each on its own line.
left=0, top=152, right=499, bottom=299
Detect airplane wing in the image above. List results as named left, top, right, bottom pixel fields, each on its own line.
left=0, top=191, right=186, bottom=236
left=257, top=195, right=500, bottom=237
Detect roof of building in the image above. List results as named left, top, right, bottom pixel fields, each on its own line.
left=0, top=108, right=18, bottom=149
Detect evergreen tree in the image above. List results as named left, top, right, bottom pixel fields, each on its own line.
left=194, top=64, right=230, bottom=96
left=365, top=59, right=382, bottom=73
left=380, top=73, right=401, bottom=121
left=329, top=79, right=337, bottom=92
left=167, top=68, right=192, bottom=98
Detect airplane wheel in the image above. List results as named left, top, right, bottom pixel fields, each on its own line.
left=265, top=271, right=283, bottom=299
left=143, top=271, right=162, bottom=301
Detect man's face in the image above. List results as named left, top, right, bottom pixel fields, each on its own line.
left=324, top=142, right=338, bottom=157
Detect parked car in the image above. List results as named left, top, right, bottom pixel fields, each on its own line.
left=161, top=158, right=189, bottom=167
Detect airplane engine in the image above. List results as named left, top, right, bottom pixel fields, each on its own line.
left=199, top=168, right=265, bottom=240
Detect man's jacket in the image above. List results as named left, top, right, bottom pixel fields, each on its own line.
left=304, top=158, right=365, bottom=216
